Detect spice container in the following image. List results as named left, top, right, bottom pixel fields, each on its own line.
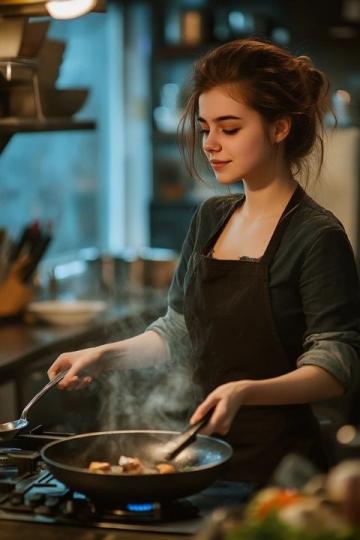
left=181, top=9, right=204, bottom=45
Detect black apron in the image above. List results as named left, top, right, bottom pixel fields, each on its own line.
left=183, top=185, right=325, bottom=485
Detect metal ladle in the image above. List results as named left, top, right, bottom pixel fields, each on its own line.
left=0, top=370, right=67, bottom=442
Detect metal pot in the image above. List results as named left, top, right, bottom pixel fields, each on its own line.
left=84, top=247, right=178, bottom=292
left=40, top=246, right=179, bottom=301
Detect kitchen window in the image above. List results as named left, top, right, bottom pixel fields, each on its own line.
left=0, top=1, right=152, bottom=259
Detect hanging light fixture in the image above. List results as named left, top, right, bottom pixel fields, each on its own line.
left=0, top=0, right=104, bottom=18
left=45, top=0, right=97, bottom=19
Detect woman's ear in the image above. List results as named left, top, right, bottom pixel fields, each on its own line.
left=272, top=116, right=292, bottom=143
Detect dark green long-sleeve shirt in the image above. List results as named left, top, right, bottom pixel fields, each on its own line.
left=148, top=190, right=360, bottom=395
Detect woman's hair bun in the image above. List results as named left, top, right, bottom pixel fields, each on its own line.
left=296, top=55, right=313, bottom=69
left=297, top=55, right=327, bottom=103
left=309, top=70, right=328, bottom=102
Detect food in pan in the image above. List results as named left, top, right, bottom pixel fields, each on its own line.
left=118, top=456, right=145, bottom=475
left=88, top=455, right=177, bottom=475
left=88, top=461, right=112, bottom=472
left=155, top=462, right=177, bottom=474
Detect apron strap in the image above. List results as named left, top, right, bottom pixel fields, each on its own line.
left=261, top=184, right=306, bottom=266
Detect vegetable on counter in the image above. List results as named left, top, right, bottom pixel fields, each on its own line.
left=221, top=459, right=360, bottom=540
left=225, top=512, right=357, bottom=540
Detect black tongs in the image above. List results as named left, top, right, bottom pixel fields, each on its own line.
left=161, top=408, right=214, bottom=462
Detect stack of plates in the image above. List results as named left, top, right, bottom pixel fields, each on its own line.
left=27, top=300, right=107, bottom=326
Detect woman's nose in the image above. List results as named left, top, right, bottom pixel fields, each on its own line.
left=203, top=132, right=221, bottom=153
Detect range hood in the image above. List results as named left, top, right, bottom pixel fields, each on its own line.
left=0, top=0, right=106, bottom=18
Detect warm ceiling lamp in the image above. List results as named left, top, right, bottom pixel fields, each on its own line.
left=45, top=0, right=97, bottom=19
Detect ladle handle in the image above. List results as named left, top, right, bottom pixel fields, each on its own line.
left=20, top=370, right=68, bottom=421
left=163, top=408, right=214, bottom=461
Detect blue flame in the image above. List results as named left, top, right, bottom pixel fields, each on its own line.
left=126, top=503, right=155, bottom=512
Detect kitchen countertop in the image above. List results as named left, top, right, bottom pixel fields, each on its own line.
left=0, top=292, right=166, bottom=382
left=1, top=521, right=187, bottom=540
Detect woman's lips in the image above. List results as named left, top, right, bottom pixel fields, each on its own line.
left=210, top=160, right=231, bottom=171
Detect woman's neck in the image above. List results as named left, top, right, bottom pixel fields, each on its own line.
left=242, top=176, right=298, bottom=220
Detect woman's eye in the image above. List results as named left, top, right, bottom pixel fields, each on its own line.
left=197, top=127, right=239, bottom=136
left=223, top=128, right=239, bottom=135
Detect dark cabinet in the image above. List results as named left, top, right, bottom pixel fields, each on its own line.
left=148, top=1, right=281, bottom=249
left=149, top=6, right=214, bottom=249
left=150, top=199, right=198, bottom=251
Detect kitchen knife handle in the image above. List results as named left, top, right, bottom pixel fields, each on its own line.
left=20, top=234, right=51, bottom=282
left=10, top=225, right=33, bottom=262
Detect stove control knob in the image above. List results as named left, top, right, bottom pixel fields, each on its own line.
left=10, top=493, right=24, bottom=506
left=34, top=505, right=53, bottom=516
left=45, top=496, right=60, bottom=509
left=26, top=493, right=45, bottom=507
left=62, top=499, right=92, bottom=518
left=62, top=500, right=75, bottom=516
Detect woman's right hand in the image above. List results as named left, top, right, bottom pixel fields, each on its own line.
left=47, top=344, right=107, bottom=389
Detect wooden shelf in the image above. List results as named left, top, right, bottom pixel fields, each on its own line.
left=0, top=118, right=96, bottom=153
left=0, top=118, right=96, bottom=133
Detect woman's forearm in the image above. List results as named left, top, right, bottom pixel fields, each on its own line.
left=48, top=330, right=170, bottom=388
left=190, top=365, right=345, bottom=434
left=100, top=330, right=170, bottom=370
left=243, top=365, right=345, bottom=405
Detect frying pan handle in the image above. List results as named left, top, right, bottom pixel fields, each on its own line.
left=162, top=407, right=215, bottom=461
left=20, top=370, right=68, bottom=422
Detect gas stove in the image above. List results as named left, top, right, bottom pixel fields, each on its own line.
left=0, top=427, right=253, bottom=535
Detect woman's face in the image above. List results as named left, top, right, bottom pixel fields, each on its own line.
left=198, top=85, right=279, bottom=185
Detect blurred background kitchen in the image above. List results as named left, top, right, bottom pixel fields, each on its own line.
left=0, top=0, right=359, bottom=455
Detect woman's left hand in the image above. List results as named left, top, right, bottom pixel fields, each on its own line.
left=190, top=380, right=251, bottom=435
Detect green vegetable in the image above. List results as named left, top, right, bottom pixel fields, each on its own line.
left=224, top=513, right=359, bottom=540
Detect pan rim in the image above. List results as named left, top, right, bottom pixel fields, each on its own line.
left=41, top=429, right=233, bottom=476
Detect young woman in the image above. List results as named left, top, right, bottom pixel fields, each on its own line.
left=48, top=39, right=360, bottom=485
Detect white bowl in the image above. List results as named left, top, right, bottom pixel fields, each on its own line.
left=27, top=300, right=107, bottom=326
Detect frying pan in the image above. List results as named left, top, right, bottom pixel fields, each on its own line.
left=41, top=430, right=233, bottom=504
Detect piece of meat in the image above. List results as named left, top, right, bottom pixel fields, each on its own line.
left=89, top=461, right=111, bottom=472
left=118, top=455, right=145, bottom=475
left=110, top=465, right=124, bottom=474
left=155, top=463, right=176, bottom=474
left=88, top=456, right=178, bottom=476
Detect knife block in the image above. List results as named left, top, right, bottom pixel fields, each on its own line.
left=0, top=268, right=33, bottom=317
